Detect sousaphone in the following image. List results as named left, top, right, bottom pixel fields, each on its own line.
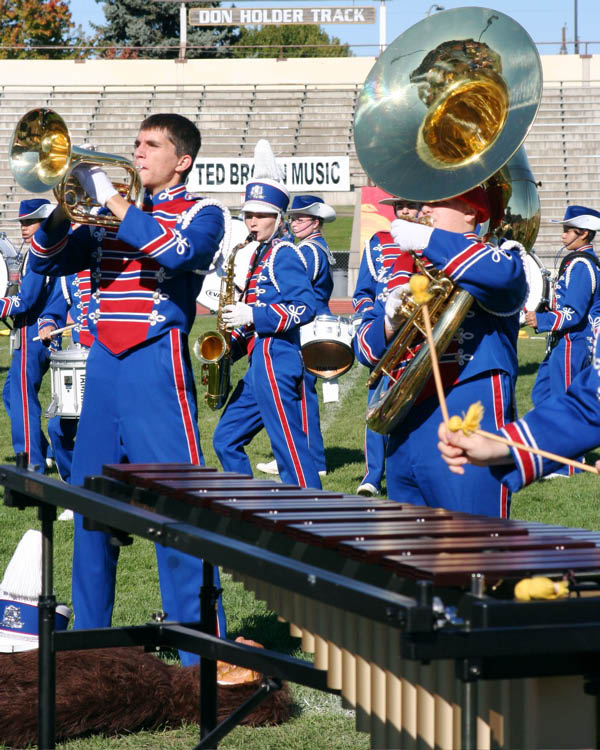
left=353, top=7, right=543, bottom=434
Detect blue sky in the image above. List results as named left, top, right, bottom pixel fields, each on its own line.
left=69, top=1, right=599, bottom=56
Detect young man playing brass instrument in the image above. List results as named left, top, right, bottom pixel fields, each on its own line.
left=29, top=113, right=227, bottom=664
left=354, top=188, right=527, bottom=517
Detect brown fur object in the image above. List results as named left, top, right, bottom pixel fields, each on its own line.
left=0, top=647, right=291, bottom=748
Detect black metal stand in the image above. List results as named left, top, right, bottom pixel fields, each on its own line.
left=199, top=560, right=219, bottom=740
left=38, top=503, right=56, bottom=749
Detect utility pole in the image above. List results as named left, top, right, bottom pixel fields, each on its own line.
left=379, top=0, right=387, bottom=55
left=574, top=0, right=579, bottom=54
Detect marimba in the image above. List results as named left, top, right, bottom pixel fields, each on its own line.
left=3, top=462, right=600, bottom=750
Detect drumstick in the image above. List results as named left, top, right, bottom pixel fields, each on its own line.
left=409, top=276, right=451, bottom=426
left=32, top=324, right=75, bottom=342
left=421, top=303, right=450, bottom=426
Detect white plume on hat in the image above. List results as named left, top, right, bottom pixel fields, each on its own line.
left=0, top=529, right=42, bottom=603
left=0, top=529, right=71, bottom=653
left=253, top=139, right=284, bottom=183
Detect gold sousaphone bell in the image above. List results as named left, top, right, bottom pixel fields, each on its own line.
left=353, top=7, right=543, bottom=434
left=9, top=108, right=143, bottom=228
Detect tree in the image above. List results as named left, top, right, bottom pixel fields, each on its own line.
left=92, top=0, right=237, bottom=59
left=0, top=0, right=83, bottom=59
left=232, top=24, right=351, bottom=58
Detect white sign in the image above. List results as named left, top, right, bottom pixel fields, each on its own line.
left=189, top=7, right=376, bottom=26
left=189, top=156, right=350, bottom=192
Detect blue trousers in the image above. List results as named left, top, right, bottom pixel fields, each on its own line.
left=386, top=372, right=513, bottom=517
left=531, top=334, right=590, bottom=476
left=47, top=416, right=78, bottom=483
left=302, top=371, right=326, bottom=473
left=359, top=380, right=387, bottom=491
left=70, top=331, right=226, bottom=666
left=2, top=330, right=50, bottom=472
left=214, top=338, right=322, bottom=489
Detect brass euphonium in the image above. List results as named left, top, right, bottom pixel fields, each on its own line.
left=194, top=233, right=257, bottom=410
left=9, top=108, right=143, bottom=229
left=354, top=7, right=543, bottom=434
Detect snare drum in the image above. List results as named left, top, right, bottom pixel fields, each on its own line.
left=350, top=312, right=363, bottom=337
left=300, top=314, right=354, bottom=380
left=46, top=343, right=89, bottom=419
left=520, top=250, right=551, bottom=325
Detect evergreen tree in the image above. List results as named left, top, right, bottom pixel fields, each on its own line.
left=0, top=0, right=85, bottom=59
left=232, top=24, right=351, bottom=58
left=92, top=0, right=236, bottom=59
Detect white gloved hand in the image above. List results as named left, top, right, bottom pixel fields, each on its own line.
left=499, top=239, right=526, bottom=253
left=390, top=218, right=434, bottom=251
left=222, top=302, right=253, bottom=330
left=384, top=285, right=409, bottom=332
left=72, top=164, right=118, bottom=206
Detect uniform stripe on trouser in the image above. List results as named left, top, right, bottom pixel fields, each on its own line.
left=20, top=334, right=31, bottom=461
left=490, top=372, right=509, bottom=518
left=301, top=380, right=308, bottom=434
left=169, top=329, right=200, bottom=465
left=562, top=335, right=575, bottom=475
left=264, top=339, right=307, bottom=487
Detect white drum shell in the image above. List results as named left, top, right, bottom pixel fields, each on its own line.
left=46, top=344, right=89, bottom=419
left=520, top=251, right=550, bottom=325
left=300, top=314, right=355, bottom=380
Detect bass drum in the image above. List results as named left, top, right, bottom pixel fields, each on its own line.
left=520, top=251, right=551, bottom=325
left=300, top=314, right=355, bottom=380
left=197, top=216, right=258, bottom=312
left=46, top=343, right=89, bottom=419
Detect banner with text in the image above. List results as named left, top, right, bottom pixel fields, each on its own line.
left=189, top=7, right=376, bottom=26
left=189, top=156, right=350, bottom=193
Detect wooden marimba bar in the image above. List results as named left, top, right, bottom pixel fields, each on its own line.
left=95, top=463, right=600, bottom=750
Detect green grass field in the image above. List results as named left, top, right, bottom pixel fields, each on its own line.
left=0, top=321, right=598, bottom=749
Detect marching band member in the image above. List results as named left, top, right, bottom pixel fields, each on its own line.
left=29, top=113, right=227, bottom=665
left=525, top=205, right=600, bottom=477
left=38, top=269, right=93, bottom=483
left=1, top=199, right=62, bottom=473
left=438, top=330, right=600, bottom=488
left=352, top=196, right=421, bottom=496
left=355, top=188, right=527, bottom=517
left=213, top=141, right=321, bottom=490
left=256, top=194, right=336, bottom=478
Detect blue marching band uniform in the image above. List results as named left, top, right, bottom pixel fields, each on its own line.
left=530, top=205, right=600, bottom=476
left=213, top=178, right=322, bottom=490
left=355, top=223, right=527, bottom=518
left=1, top=199, right=62, bottom=473
left=352, top=228, right=404, bottom=495
left=30, top=184, right=227, bottom=664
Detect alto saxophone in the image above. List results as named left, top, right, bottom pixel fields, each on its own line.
left=194, top=233, right=256, bottom=410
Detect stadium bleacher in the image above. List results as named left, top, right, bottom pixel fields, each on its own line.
left=0, top=82, right=599, bottom=272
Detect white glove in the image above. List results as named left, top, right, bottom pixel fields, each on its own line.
left=499, top=239, right=526, bottom=253
left=390, top=218, right=434, bottom=251
left=72, top=164, right=118, bottom=206
left=222, top=302, right=253, bottom=330
left=384, top=285, right=408, bottom=332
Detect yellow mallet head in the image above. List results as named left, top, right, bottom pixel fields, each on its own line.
left=409, top=274, right=432, bottom=305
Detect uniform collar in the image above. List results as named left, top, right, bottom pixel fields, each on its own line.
left=148, top=184, right=188, bottom=207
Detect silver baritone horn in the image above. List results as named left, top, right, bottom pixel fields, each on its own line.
left=9, top=108, right=143, bottom=229
left=353, top=7, right=542, bottom=434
